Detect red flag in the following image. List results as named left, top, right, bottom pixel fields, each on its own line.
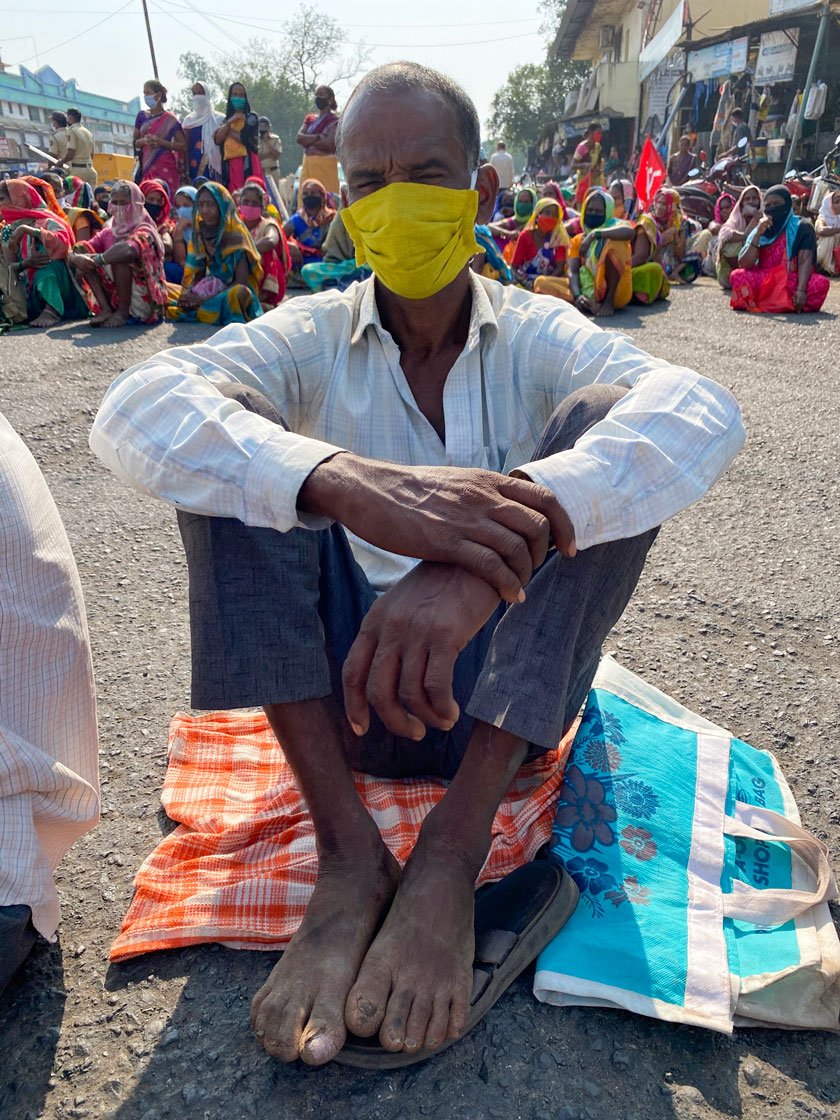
left=635, top=137, right=667, bottom=210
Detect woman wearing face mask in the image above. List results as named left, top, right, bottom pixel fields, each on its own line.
left=608, top=178, right=636, bottom=221
left=213, top=83, right=263, bottom=193
left=730, top=185, right=829, bottom=314
left=714, top=186, right=762, bottom=290
left=182, top=81, right=224, bottom=184
left=139, top=179, right=179, bottom=281
left=563, top=187, right=634, bottom=317
left=166, top=182, right=262, bottom=324
left=487, top=186, right=537, bottom=250
left=510, top=197, right=570, bottom=293
left=134, top=81, right=186, bottom=203
left=283, top=178, right=336, bottom=287
left=238, top=181, right=290, bottom=309
left=170, top=186, right=197, bottom=282
left=0, top=178, right=77, bottom=328
left=67, top=179, right=167, bottom=328
left=815, top=189, right=840, bottom=276
left=296, top=85, right=340, bottom=205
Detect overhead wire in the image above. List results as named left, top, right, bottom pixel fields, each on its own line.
left=8, top=0, right=135, bottom=66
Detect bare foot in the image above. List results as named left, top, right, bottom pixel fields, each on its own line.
left=250, top=842, right=400, bottom=1066
left=30, top=307, right=60, bottom=328
left=344, top=843, right=475, bottom=1054
left=594, top=299, right=615, bottom=318
left=89, top=309, right=112, bottom=327
left=102, top=311, right=129, bottom=329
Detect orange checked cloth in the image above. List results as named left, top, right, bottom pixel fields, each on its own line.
left=109, top=710, right=573, bottom=962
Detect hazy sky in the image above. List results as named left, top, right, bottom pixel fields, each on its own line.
left=1, top=0, right=548, bottom=131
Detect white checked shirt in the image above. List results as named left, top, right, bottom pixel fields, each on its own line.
left=91, top=274, right=745, bottom=592
left=0, top=414, right=99, bottom=940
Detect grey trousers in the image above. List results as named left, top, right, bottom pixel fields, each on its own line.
left=0, top=904, right=36, bottom=995
left=177, top=384, right=658, bottom=780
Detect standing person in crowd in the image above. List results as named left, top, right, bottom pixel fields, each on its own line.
left=48, top=112, right=71, bottom=169
left=237, top=179, right=290, bottom=309
left=0, top=413, right=99, bottom=997
left=0, top=177, right=76, bottom=327
left=296, top=85, right=340, bottom=204
left=730, top=184, right=829, bottom=314
left=716, top=108, right=752, bottom=161
left=214, top=83, right=264, bottom=193
left=65, top=109, right=97, bottom=186
left=68, top=179, right=167, bottom=328
left=166, top=182, right=263, bottom=325
left=815, top=189, right=840, bottom=276
left=666, top=136, right=698, bottom=187
left=715, top=186, right=761, bottom=289
left=572, top=124, right=604, bottom=207
left=489, top=141, right=515, bottom=191
left=134, top=80, right=185, bottom=203
left=258, top=117, right=288, bottom=217
left=563, top=187, right=634, bottom=316
left=182, top=81, right=223, bottom=185
left=283, top=177, right=335, bottom=286
left=604, top=146, right=623, bottom=181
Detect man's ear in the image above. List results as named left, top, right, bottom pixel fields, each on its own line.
left=476, top=164, right=499, bottom=224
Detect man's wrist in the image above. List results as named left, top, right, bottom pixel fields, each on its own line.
left=297, top=451, right=354, bottom=518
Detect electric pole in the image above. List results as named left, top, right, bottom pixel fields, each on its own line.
left=141, top=0, right=159, bottom=80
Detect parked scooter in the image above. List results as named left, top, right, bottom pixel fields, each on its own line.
left=677, top=137, right=753, bottom=228
left=785, top=133, right=840, bottom=219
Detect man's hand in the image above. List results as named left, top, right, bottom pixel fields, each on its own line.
left=343, top=562, right=500, bottom=739
left=299, top=455, right=576, bottom=604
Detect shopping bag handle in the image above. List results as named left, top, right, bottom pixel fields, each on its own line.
left=722, top=803, right=838, bottom=925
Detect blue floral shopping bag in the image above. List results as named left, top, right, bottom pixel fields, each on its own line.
left=534, top=657, right=840, bottom=1032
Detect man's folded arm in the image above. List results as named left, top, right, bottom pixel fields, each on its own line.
left=520, top=322, right=746, bottom=549
left=89, top=321, right=346, bottom=533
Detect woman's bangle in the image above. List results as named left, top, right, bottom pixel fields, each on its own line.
left=94, top=253, right=105, bottom=267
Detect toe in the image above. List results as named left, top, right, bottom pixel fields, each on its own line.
left=423, top=995, right=451, bottom=1051
left=403, top=996, right=433, bottom=1053
left=345, top=958, right=393, bottom=1037
left=446, top=982, right=470, bottom=1041
left=298, top=991, right=349, bottom=1066
left=254, top=992, right=308, bottom=1063
left=378, top=987, right=413, bottom=1052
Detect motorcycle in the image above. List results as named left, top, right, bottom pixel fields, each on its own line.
left=676, top=137, right=753, bottom=228
left=785, top=132, right=840, bottom=219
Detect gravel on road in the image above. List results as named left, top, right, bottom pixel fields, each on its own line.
left=1, top=279, right=838, bottom=1120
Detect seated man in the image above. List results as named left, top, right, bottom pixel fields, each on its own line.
left=90, top=62, right=744, bottom=1066
left=0, top=413, right=99, bottom=995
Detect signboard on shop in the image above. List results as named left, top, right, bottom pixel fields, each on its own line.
left=769, top=0, right=818, bottom=13
left=755, top=28, right=800, bottom=84
left=687, top=37, right=749, bottom=81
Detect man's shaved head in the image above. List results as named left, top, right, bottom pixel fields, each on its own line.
left=337, top=61, right=482, bottom=170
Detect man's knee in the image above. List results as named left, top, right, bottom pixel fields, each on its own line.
left=536, top=384, right=629, bottom=458
left=218, top=382, right=289, bottom=430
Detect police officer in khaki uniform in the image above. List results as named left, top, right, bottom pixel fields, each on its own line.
left=64, top=109, right=97, bottom=186
left=48, top=111, right=71, bottom=167
left=258, top=116, right=288, bottom=218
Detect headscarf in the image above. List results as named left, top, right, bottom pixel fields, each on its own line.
left=181, top=81, right=223, bottom=175
left=174, top=185, right=198, bottom=208
left=107, top=180, right=162, bottom=248
left=540, top=182, right=568, bottom=217
left=652, top=187, right=683, bottom=232
left=579, top=187, right=626, bottom=269
left=613, top=178, right=636, bottom=220
left=634, top=213, right=660, bottom=260
left=513, top=186, right=537, bottom=227
left=819, top=189, right=840, bottom=230
left=21, top=175, right=65, bottom=219
left=0, top=178, right=74, bottom=268
left=64, top=177, right=96, bottom=210
left=185, top=181, right=262, bottom=291
left=717, top=185, right=762, bottom=262
left=297, top=179, right=336, bottom=229
left=521, top=196, right=571, bottom=251
left=713, top=191, right=737, bottom=227
left=139, top=178, right=172, bottom=227
left=224, top=83, right=259, bottom=154
left=757, top=186, right=799, bottom=255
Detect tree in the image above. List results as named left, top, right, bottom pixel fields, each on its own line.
left=488, top=57, right=588, bottom=154
left=282, top=10, right=370, bottom=94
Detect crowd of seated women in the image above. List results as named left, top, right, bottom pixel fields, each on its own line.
left=481, top=173, right=833, bottom=317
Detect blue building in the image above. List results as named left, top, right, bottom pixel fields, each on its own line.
left=0, top=59, right=140, bottom=174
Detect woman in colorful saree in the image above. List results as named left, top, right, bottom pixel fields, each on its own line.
left=730, top=185, right=830, bottom=314
left=714, top=186, right=761, bottom=290
left=630, top=213, right=669, bottom=305
left=0, top=177, right=76, bottom=327
left=609, top=178, right=636, bottom=220
left=182, top=81, right=223, bottom=184
left=296, top=85, right=340, bottom=203
left=283, top=178, right=336, bottom=285
left=510, top=196, right=570, bottom=293
left=214, top=83, right=264, bottom=193
left=487, top=186, right=537, bottom=246
left=134, top=80, right=186, bottom=203
left=650, top=187, right=706, bottom=283
left=815, top=189, right=840, bottom=276
left=139, top=178, right=179, bottom=280
left=166, top=182, right=262, bottom=325
left=561, top=187, right=634, bottom=316
left=237, top=180, right=290, bottom=309
left=67, top=180, right=167, bottom=328
left=62, top=176, right=105, bottom=243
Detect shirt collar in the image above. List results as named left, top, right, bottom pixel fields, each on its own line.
left=350, top=272, right=500, bottom=348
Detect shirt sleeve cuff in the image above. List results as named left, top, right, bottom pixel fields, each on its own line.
left=243, top=429, right=346, bottom=532
left=513, top=449, right=610, bottom=552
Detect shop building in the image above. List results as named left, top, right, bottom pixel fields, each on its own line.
left=0, top=59, right=138, bottom=176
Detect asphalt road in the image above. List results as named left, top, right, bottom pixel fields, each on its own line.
left=1, top=278, right=838, bottom=1120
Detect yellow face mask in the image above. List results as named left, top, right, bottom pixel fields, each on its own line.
left=341, top=180, right=480, bottom=300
